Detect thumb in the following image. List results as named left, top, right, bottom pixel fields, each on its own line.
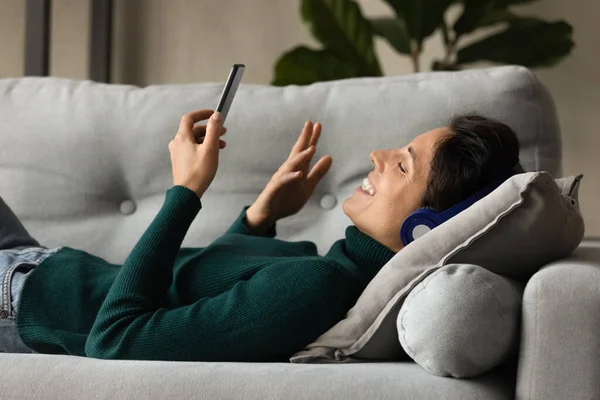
left=204, top=111, right=223, bottom=149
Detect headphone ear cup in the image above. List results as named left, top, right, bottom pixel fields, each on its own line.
left=412, top=223, right=432, bottom=240
left=399, top=174, right=514, bottom=247
left=400, top=208, right=439, bottom=246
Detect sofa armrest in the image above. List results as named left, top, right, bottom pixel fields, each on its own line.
left=516, top=243, right=600, bottom=400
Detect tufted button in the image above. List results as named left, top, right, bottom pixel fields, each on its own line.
left=119, top=199, right=136, bottom=215
left=320, top=194, right=337, bottom=210
left=0, top=310, right=8, bottom=318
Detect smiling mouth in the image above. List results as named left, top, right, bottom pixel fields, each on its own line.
left=361, top=177, right=376, bottom=196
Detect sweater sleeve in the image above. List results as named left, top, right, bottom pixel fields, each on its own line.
left=224, top=205, right=277, bottom=238
left=85, top=186, right=359, bottom=361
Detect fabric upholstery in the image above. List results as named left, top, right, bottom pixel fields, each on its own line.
left=0, top=353, right=514, bottom=400
left=555, top=174, right=583, bottom=204
left=290, top=172, right=584, bottom=363
left=397, top=263, right=524, bottom=378
left=0, top=66, right=590, bottom=400
left=0, top=66, right=561, bottom=263
left=516, top=243, right=600, bottom=400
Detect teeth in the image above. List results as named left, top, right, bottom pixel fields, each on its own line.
left=361, top=178, right=376, bottom=196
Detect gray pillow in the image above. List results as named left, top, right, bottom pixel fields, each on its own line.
left=397, top=263, right=524, bottom=378
left=290, top=172, right=584, bottom=364
left=555, top=174, right=583, bottom=207
left=394, top=174, right=584, bottom=378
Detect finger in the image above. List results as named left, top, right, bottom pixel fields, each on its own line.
left=193, top=125, right=227, bottom=137
left=178, top=109, right=214, bottom=133
left=198, top=137, right=227, bottom=147
left=288, top=121, right=313, bottom=159
left=306, top=155, right=333, bottom=191
left=281, top=145, right=316, bottom=174
left=280, top=170, right=304, bottom=185
left=308, top=122, right=322, bottom=148
left=203, top=111, right=223, bottom=149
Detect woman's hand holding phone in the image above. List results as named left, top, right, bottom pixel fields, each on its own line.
left=169, top=109, right=227, bottom=199
left=245, top=121, right=333, bottom=233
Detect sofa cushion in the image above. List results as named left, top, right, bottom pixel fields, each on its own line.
left=0, top=66, right=562, bottom=264
left=290, top=173, right=584, bottom=363
left=0, top=353, right=514, bottom=400
left=397, top=263, right=524, bottom=378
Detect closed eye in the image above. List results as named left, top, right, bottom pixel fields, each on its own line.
left=398, top=162, right=406, bottom=173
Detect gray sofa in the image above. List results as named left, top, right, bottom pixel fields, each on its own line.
left=1, top=66, right=599, bottom=400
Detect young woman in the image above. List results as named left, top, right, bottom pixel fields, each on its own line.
left=0, top=110, right=521, bottom=361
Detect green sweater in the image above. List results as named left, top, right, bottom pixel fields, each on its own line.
left=17, top=185, right=396, bottom=362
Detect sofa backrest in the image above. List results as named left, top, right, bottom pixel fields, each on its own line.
left=0, top=66, right=561, bottom=261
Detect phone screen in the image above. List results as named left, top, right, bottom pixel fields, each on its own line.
left=216, top=64, right=245, bottom=123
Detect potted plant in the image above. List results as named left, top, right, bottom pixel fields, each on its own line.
left=272, top=0, right=574, bottom=86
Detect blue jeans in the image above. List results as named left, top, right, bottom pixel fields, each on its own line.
left=0, top=247, right=62, bottom=353
left=0, top=195, right=62, bottom=353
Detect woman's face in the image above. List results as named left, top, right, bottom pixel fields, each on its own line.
left=342, top=127, right=450, bottom=252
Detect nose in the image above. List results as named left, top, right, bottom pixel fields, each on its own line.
left=370, top=150, right=384, bottom=171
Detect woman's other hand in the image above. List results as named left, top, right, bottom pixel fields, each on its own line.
left=246, top=121, right=333, bottom=230
left=169, top=109, right=227, bottom=199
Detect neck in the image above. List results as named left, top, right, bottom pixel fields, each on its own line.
left=356, top=226, right=404, bottom=253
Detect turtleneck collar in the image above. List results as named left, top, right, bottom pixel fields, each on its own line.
left=326, top=225, right=397, bottom=281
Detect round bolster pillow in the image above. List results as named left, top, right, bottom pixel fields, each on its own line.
left=397, top=263, right=524, bottom=378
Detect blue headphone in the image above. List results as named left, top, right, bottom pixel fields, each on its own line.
left=400, top=162, right=524, bottom=246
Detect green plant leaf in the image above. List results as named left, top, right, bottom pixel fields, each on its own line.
left=381, top=0, right=455, bottom=45
left=453, top=0, right=495, bottom=36
left=505, top=15, right=548, bottom=27
left=301, top=0, right=382, bottom=75
left=462, top=5, right=541, bottom=29
left=271, top=46, right=360, bottom=86
left=456, top=20, right=574, bottom=68
left=494, top=0, right=539, bottom=6
left=371, top=17, right=411, bottom=54
left=478, top=8, right=519, bottom=26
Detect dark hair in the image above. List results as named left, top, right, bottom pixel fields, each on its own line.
left=421, top=114, right=521, bottom=212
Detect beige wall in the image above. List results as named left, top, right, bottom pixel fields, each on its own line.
left=1, top=0, right=599, bottom=236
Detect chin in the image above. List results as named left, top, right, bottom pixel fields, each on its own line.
left=342, top=197, right=352, bottom=219
left=341, top=198, right=349, bottom=215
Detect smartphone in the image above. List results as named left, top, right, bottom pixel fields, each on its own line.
left=215, top=64, right=245, bottom=123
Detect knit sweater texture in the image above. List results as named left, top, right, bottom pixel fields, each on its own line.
left=17, top=185, right=396, bottom=361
